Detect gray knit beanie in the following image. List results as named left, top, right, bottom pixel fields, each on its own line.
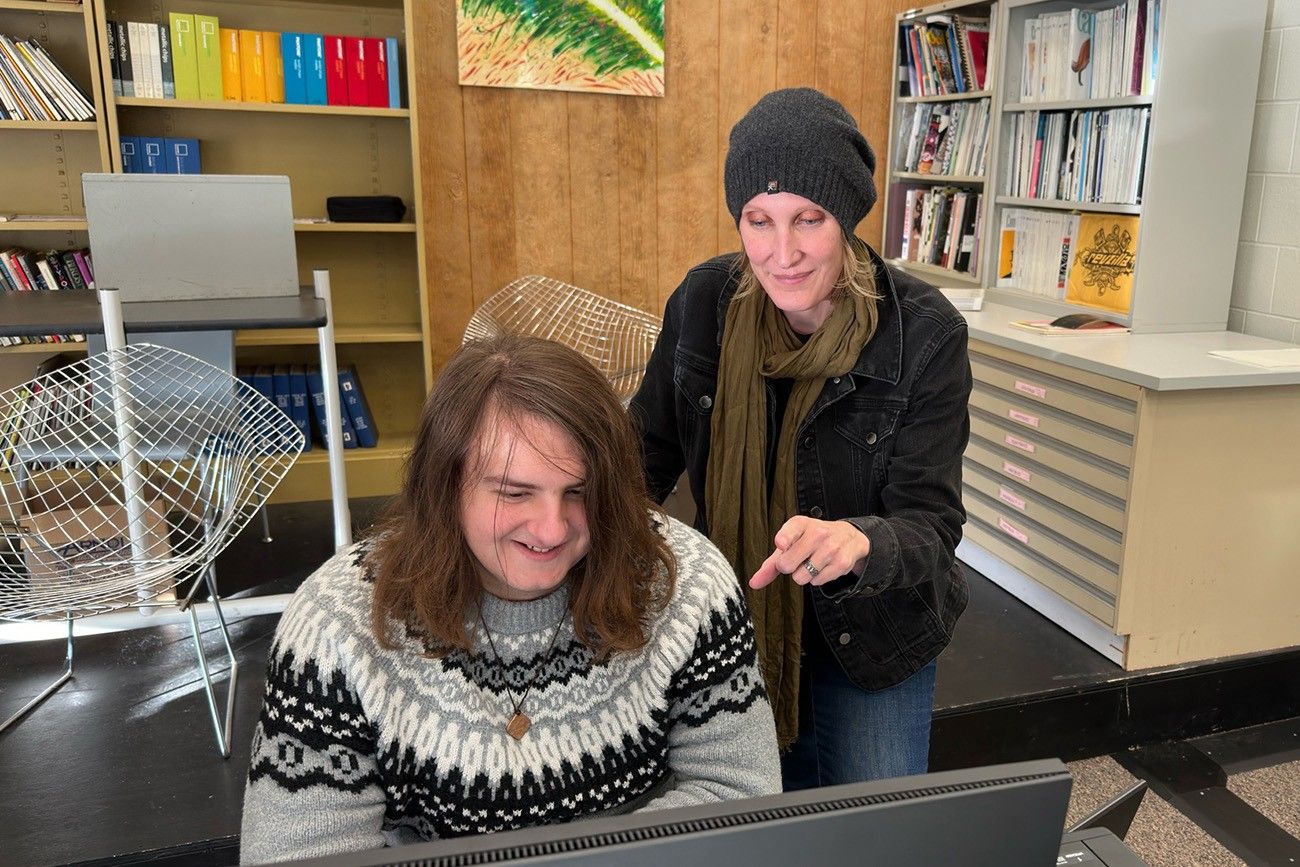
left=724, top=87, right=877, bottom=236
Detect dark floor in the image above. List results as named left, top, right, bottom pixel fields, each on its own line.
left=2, top=496, right=1297, bottom=867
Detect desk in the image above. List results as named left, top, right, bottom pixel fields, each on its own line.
left=958, top=303, right=1300, bottom=669
left=0, top=615, right=275, bottom=867
left=0, top=287, right=326, bottom=338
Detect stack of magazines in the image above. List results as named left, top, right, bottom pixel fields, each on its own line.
left=0, top=35, right=95, bottom=121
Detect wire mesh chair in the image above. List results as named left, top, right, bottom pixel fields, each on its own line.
left=462, top=275, right=662, bottom=404
left=0, top=343, right=305, bottom=756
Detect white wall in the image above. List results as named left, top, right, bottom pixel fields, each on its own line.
left=1231, top=0, right=1300, bottom=344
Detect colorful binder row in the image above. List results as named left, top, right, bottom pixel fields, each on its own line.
left=107, top=14, right=403, bottom=108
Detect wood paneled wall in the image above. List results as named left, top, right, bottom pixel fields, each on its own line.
left=412, top=0, right=915, bottom=369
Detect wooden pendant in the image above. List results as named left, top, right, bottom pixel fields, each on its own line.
left=506, top=711, right=531, bottom=740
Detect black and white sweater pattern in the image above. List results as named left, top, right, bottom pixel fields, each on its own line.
left=240, top=515, right=780, bottom=864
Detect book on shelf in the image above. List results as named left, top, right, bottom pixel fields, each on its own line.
left=996, top=207, right=1081, bottom=299
left=1018, top=0, right=1161, bottom=102
left=238, top=29, right=266, bottom=102
left=1009, top=313, right=1129, bottom=335
left=339, top=365, right=377, bottom=448
left=263, top=30, right=285, bottom=103
left=169, top=13, right=200, bottom=100
left=0, top=35, right=94, bottom=121
left=898, top=13, right=990, bottom=98
left=896, top=99, right=989, bottom=176
left=219, top=26, right=241, bottom=101
left=0, top=246, right=93, bottom=346
left=1064, top=212, right=1138, bottom=314
left=306, top=366, right=357, bottom=449
left=894, top=184, right=981, bottom=275
left=194, top=14, right=221, bottom=100
left=1004, top=106, right=1149, bottom=204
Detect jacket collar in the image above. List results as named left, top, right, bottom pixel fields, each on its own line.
left=715, top=245, right=904, bottom=386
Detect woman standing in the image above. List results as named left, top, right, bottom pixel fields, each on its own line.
left=241, top=334, right=779, bottom=864
left=631, top=87, right=972, bottom=789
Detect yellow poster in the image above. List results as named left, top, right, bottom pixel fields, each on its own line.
left=1065, top=213, right=1139, bottom=314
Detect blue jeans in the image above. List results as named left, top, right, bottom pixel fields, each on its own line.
left=780, top=638, right=937, bottom=791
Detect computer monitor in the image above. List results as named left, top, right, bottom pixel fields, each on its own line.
left=273, top=759, right=1073, bottom=867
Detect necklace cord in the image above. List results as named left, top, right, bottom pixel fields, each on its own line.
left=476, top=600, right=568, bottom=716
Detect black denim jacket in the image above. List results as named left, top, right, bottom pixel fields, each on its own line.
left=629, top=248, right=972, bottom=690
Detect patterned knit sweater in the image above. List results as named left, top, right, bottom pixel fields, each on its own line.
left=240, top=515, right=780, bottom=865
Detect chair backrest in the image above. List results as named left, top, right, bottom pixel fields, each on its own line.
left=0, top=344, right=303, bottom=622
left=462, top=275, right=662, bottom=403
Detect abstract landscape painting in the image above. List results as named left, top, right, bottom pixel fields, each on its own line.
left=457, top=0, right=665, bottom=97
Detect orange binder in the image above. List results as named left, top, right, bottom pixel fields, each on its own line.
left=219, top=27, right=242, bottom=101
left=262, top=30, right=285, bottom=103
left=238, top=30, right=267, bottom=102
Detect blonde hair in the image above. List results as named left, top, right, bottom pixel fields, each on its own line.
left=732, top=234, right=883, bottom=330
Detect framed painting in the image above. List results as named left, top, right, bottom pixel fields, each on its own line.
left=457, top=0, right=665, bottom=97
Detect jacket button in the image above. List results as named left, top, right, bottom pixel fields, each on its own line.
left=831, top=377, right=841, bottom=384
left=865, top=431, right=878, bottom=445
left=838, top=632, right=851, bottom=645
left=809, top=506, right=823, bottom=518
left=698, top=395, right=713, bottom=410
left=801, top=435, right=815, bottom=449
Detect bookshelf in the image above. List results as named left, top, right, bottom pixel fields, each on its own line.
left=979, top=0, right=1266, bottom=332
left=8, top=0, right=428, bottom=503
left=881, top=0, right=999, bottom=289
left=0, top=0, right=111, bottom=238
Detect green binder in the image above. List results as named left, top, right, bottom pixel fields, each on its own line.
left=169, top=13, right=200, bottom=100
left=194, top=13, right=222, bottom=101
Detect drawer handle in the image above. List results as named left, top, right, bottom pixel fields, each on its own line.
left=1008, top=408, right=1040, bottom=428
left=998, top=516, right=1029, bottom=545
left=1015, top=379, right=1047, bottom=399
left=1004, top=433, right=1036, bottom=454
left=998, top=486, right=1026, bottom=511
left=1002, top=461, right=1032, bottom=482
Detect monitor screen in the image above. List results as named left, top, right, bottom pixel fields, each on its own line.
left=270, top=759, right=1073, bottom=867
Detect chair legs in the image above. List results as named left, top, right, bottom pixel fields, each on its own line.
left=259, top=505, right=272, bottom=543
left=186, top=567, right=239, bottom=759
left=0, top=612, right=74, bottom=735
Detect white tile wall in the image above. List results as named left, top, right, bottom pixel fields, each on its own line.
left=1233, top=0, right=1300, bottom=343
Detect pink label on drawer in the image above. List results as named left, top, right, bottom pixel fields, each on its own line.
left=1004, top=434, right=1036, bottom=453
left=998, top=517, right=1029, bottom=544
left=1014, top=380, right=1047, bottom=399
left=1008, top=408, right=1040, bottom=428
left=998, top=486, right=1026, bottom=511
left=1002, top=461, right=1032, bottom=482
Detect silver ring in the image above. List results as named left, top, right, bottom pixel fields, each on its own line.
left=803, top=559, right=820, bottom=578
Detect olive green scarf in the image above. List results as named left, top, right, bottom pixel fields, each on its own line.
left=705, top=277, right=875, bottom=749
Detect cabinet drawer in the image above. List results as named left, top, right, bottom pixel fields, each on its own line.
left=970, top=382, right=1133, bottom=467
left=970, top=411, right=1130, bottom=500
left=963, top=463, right=1122, bottom=564
left=965, top=518, right=1117, bottom=627
left=965, top=494, right=1119, bottom=595
left=965, top=438, right=1126, bottom=532
left=970, top=353, right=1138, bottom=434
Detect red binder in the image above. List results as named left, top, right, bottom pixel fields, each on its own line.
left=366, top=37, right=388, bottom=107
left=343, top=36, right=367, bottom=106
left=324, top=34, right=347, bottom=105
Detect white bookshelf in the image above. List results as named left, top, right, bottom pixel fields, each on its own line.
left=980, top=0, right=1269, bottom=332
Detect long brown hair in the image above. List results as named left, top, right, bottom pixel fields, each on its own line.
left=368, top=333, right=675, bottom=657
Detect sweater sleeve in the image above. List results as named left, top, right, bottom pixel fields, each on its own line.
left=639, top=530, right=782, bottom=810
left=240, top=590, right=388, bottom=863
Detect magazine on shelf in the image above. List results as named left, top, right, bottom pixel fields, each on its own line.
left=1010, top=314, right=1129, bottom=335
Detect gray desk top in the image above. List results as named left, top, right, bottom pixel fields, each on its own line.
left=0, top=287, right=327, bottom=338
left=964, top=303, right=1300, bottom=391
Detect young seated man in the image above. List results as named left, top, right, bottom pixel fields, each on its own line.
left=239, top=334, right=780, bottom=864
